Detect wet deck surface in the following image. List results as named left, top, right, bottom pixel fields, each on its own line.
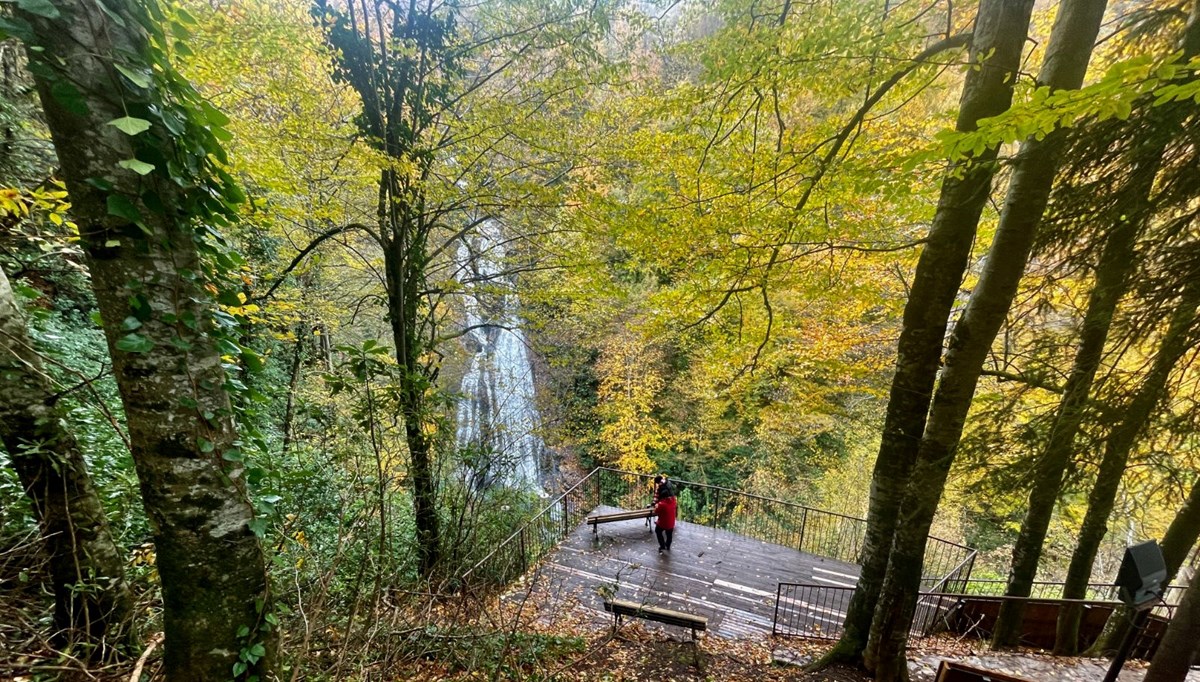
left=514, top=505, right=861, bottom=639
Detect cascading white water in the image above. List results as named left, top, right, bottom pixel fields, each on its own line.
left=455, top=219, right=545, bottom=494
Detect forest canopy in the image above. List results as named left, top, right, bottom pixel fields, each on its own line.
left=2, top=0, right=1200, bottom=680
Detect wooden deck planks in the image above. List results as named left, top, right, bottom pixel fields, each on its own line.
left=515, top=504, right=862, bottom=639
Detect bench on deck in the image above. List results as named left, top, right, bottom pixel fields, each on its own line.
left=935, top=661, right=1032, bottom=682
left=587, top=508, right=654, bottom=533
left=603, top=598, right=708, bottom=641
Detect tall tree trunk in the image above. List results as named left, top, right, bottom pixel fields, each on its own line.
left=15, top=0, right=276, bottom=678
left=861, top=1, right=1104, bottom=677
left=1055, top=285, right=1200, bottom=654
left=384, top=212, right=440, bottom=577
left=994, top=1, right=1200, bottom=647
left=320, top=0, right=447, bottom=579
left=1088, top=470, right=1200, bottom=655
left=0, top=264, right=132, bottom=650
left=1143, top=571, right=1200, bottom=682
left=824, top=0, right=1035, bottom=663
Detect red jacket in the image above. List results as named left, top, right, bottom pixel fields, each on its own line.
left=654, top=496, right=677, bottom=530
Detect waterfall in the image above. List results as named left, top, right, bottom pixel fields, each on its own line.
left=455, top=219, right=545, bottom=494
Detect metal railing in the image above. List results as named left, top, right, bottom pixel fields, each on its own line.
left=773, top=584, right=855, bottom=639
left=460, top=467, right=977, bottom=595
left=773, top=579, right=1185, bottom=644
left=951, top=578, right=1184, bottom=602
left=460, top=468, right=605, bottom=588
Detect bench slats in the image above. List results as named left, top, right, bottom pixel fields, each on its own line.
left=604, top=599, right=707, bottom=630
left=587, top=509, right=654, bottom=525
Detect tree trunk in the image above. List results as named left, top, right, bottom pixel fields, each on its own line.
left=0, top=264, right=132, bottom=651
left=384, top=214, right=440, bottom=577
left=824, top=0, right=1036, bottom=663
left=861, top=0, right=1105, bottom=676
left=995, top=1, right=1200, bottom=647
left=1055, top=285, right=1200, bottom=654
left=15, top=0, right=276, bottom=678
left=320, top=0, right=446, bottom=579
left=1144, top=572, right=1200, bottom=682
left=1088, top=469, right=1200, bottom=655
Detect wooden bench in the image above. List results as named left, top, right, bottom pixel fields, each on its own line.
left=603, top=598, right=708, bottom=641
left=935, top=661, right=1032, bottom=682
left=587, top=508, right=654, bottom=533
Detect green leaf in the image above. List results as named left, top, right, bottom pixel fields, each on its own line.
left=50, top=81, right=88, bottom=116
left=0, top=16, right=35, bottom=42
left=236, top=625, right=251, bottom=638
left=114, top=64, right=151, bottom=88
left=249, top=643, right=266, bottom=658
left=85, top=177, right=114, bottom=191
left=94, top=0, right=126, bottom=26
left=222, top=448, right=244, bottom=463
left=120, top=316, right=142, bottom=331
left=248, top=517, right=268, bottom=537
left=89, top=311, right=104, bottom=327
left=198, top=437, right=215, bottom=453
left=106, top=194, right=141, bottom=223
left=232, top=661, right=247, bottom=677
left=107, top=116, right=151, bottom=136
left=201, top=101, right=231, bottom=126
left=241, top=349, right=265, bottom=372
left=15, top=0, right=60, bottom=19
left=115, top=333, right=152, bottom=353
left=119, top=158, right=155, bottom=175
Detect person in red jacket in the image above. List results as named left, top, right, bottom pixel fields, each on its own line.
left=654, top=484, right=677, bottom=552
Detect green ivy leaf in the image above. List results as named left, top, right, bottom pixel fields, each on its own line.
left=50, top=81, right=89, bottom=116
left=120, top=316, right=142, bottom=331
left=106, top=194, right=141, bottom=223
left=118, top=158, right=155, bottom=175
left=115, top=333, right=153, bottom=353
left=232, top=661, right=247, bottom=677
left=114, top=63, right=151, bottom=88
left=197, top=437, right=215, bottom=453
left=248, top=517, right=268, bottom=537
left=107, top=116, right=151, bottom=136
left=0, top=16, right=36, bottom=42
left=15, top=0, right=60, bottom=19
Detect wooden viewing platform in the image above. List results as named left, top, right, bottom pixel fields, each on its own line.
left=510, top=505, right=861, bottom=639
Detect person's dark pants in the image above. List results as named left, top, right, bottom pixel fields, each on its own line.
left=656, top=526, right=673, bottom=550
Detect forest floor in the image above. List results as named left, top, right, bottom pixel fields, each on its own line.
left=395, top=622, right=1198, bottom=681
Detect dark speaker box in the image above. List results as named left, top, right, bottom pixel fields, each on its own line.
left=1116, top=540, right=1167, bottom=607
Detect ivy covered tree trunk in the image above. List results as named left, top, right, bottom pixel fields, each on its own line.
left=0, top=264, right=132, bottom=651
left=13, top=0, right=275, bottom=678
left=1144, top=571, right=1200, bottom=682
left=1054, top=284, right=1200, bottom=654
left=995, top=2, right=1200, bottom=647
left=825, top=0, right=1035, bottom=663
left=1088, top=468, right=1200, bottom=655
left=860, top=1, right=1104, bottom=677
